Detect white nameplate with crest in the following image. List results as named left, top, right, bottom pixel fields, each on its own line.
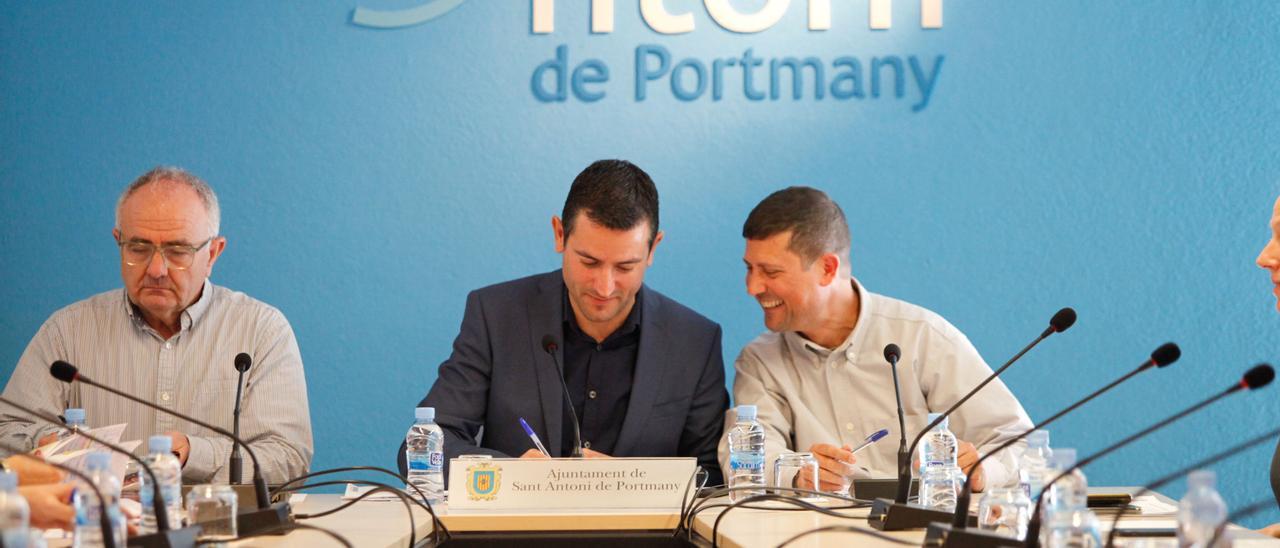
left=447, top=457, right=697, bottom=512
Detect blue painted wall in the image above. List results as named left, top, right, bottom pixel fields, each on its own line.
left=3, top=0, right=1279, bottom=525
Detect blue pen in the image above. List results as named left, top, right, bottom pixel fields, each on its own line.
left=518, top=417, right=551, bottom=457
left=850, top=428, right=890, bottom=455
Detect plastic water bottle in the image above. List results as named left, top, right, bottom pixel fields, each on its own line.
left=405, top=406, right=444, bottom=503
left=1, top=470, right=30, bottom=548
left=1176, top=470, right=1229, bottom=548
left=916, top=413, right=962, bottom=510
left=917, top=413, right=958, bottom=475
left=73, top=452, right=126, bottom=548
left=139, top=435, right=185, bottom=534
left=59, top=407, right=87, bottom=440
left=727, top=404, right=766, bottom=502
left=1020, top=430, right=1053, bottom=501
left=1041, top=448, right=1102, bottom=548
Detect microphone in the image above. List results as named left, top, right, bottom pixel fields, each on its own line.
left=0, top=441, right=119, bottom=548
left=230, top=352, right=252, bottom=485
left=869, top=307, right=1076, bottom=531
left=541, top=335, right=584, bottom=458
left=1101, top=425, right=1280, bottom=548
left=883, top=343, right=910, bottom=501
left=0, top=396, right=201, bottom=548
left=1024, top=364, right=1275, bottom=548
left=49, top=360, right=292, bottom=536
left=924, top=343, right=1180, bottom=547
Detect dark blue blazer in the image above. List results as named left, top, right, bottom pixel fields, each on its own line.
left=399, top=270, right=728, bottom=484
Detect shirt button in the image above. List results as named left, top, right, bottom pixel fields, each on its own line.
left=845, top=422, right=855, bottom=431
left=161, top=392, right=171, bottom=401
left=164, top=342, right=172, bottom=349
left=588, top=389, right=598, bottom=400
left=583, top=441, right=591, bottom=449
left=596, top=344, right=602, bottom=351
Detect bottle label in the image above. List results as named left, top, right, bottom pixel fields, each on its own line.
left=730, top=452, right=764, bottom=472
left=408, top=452, right=430, bottom=471
left=428, top=451, right=443, bottom=471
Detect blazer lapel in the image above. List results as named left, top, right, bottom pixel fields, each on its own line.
left=526, top=271, right=567, bottom=457
left=614, top=287, right=666, bottom=456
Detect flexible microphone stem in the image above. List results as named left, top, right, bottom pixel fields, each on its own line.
left=51, top=363, right=271, bottom=509
left=230, top=370, right=245, bottom=484
left=542, top=336, right=584, bottom=458
left=1101, top=426, right=1280, bottom=548
left=896, top=330, right=1050, bottom=503
left=0, top=396, right=171, bottom=532
left=1025, top=384, right=1246, bottom=548
left=950, top=356, right=1160, bottom=528
left=886, top=346, right=910, bottom=497
left=0, top=440, right=118, bottom=548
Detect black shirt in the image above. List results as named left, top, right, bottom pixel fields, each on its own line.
left=559, top=288, right=642, bottom=456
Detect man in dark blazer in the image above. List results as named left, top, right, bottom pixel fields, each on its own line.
left=400, top=160, right=729, bottom=485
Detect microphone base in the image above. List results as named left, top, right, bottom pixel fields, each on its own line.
left=924, top=522, right=1026, bottom=548
left=868, top=498, right=974, bottom=531
left=129, top=526, right=202, bottom=548
left=238, top=501, right=293, bottom=536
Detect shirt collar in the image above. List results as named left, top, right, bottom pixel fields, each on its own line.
left=121, top=279, right=215, bottom=334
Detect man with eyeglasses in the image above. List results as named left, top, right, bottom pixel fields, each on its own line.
left=0, top=167, right=313, bottom=484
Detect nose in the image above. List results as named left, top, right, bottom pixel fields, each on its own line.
left=745, top=270, right=765, bottom=297
left=592, top=268, right=614, bottom=297
left=145, top=249, right=169, bottom=278
left=1258, top=239, right=1280, bottom=270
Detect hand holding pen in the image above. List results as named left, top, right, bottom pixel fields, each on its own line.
left=518, top=417, right=551, bottom=458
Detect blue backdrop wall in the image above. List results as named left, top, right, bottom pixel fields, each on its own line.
left=3, top=0, right=1279, bottom=525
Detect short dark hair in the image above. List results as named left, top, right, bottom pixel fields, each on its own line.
left=742, top=186, right=851, bottom=266
left=562, top=160, right=660, bottom=246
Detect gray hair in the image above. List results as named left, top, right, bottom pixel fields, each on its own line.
left=115, top=166, right=221, bottom=238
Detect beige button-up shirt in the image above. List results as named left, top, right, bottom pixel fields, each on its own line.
left=0, top=282, right=313, bottom=484
left=719, top=279, right=1033, bottom=490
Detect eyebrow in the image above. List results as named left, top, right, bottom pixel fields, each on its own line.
left=744, top=259, right=783, bottom=269
left=124, top=236, right=198, bottom=247
left=574, top=250, right=643, bottom=265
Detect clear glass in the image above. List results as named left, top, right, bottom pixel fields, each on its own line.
left=772, top=453, right=820, bottom=497
left=186, top=484, right=238, bottom=543
left=978, top=486, right=1032, bottom=539
left=117, top=237, right=211, bottom=270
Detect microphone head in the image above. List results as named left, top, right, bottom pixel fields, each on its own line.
left=50, top=361, right=79, bottom=383
left=1151, top=343, right=1181, bottom=367
left=541, top=334, right=558, bottom=354
left=883, top=344, right=901, bottom=364
left=234, top=353, right=253, bottom=373
left=1049, top=308, right=1077, bottom=333
left=1244, top=364, right=1275, bottom=390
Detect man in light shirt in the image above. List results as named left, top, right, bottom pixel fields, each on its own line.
left=0, top=167, right=312, bottom=484
left=720, top=186, right=1032, bottom=494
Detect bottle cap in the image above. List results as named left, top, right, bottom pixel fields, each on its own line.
left=1188, top=469, right=1216, bottom=489
left=415, top=407, right=435, bottom=421
left=926, top=413, right=949, bottom=430
left=1027, top=430, right=1050, bottom=447
left=65, top=408, right=86, bottom=423
left=736, top=405, right=757, bottom=421
left=149, top=435, right=173, bottom=454
left=85, top=451, right=112, bottom=470
left=0, top=470, right=17, bottom=491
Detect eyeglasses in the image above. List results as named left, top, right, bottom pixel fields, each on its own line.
left=117, top=238, right=213, bottom=271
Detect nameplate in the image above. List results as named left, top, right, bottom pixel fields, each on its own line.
left=446, top=457, right=697, bottom=512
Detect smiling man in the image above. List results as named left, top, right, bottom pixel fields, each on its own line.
left=404, top=160, right=728, bottom=483
left=0, top=167, right=312, bottom=484
left=720, top=186, right=1031, bottom=494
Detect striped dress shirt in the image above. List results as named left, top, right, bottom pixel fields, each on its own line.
left=0, top=281, right=313, bottom=484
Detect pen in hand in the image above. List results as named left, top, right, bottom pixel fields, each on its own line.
left=850, top=428, right=890, bottom=456
left=519, top=417, right=551, bottom=457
